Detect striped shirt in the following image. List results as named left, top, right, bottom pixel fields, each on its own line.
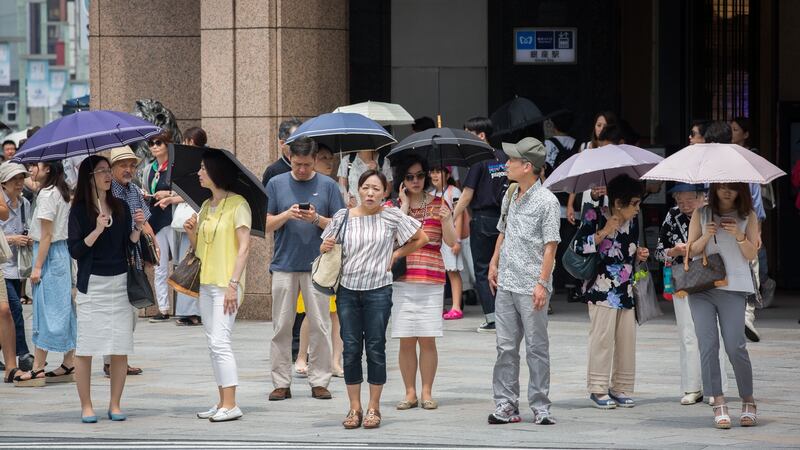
left=322, top=206, right=420, bottom=291
left=396, top=196, right=446, bottom=285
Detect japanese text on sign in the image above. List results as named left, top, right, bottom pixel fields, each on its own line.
left=514, top=28, right=577, bottom=65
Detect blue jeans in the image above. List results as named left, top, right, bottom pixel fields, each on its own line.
left=470, top=214, right=501, bottom=320
left=336, top=285, right=393, bottom=385
left=5, top=279, right=30, bottom=357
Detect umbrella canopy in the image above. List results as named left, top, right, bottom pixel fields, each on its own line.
left=333, top=101, right=414, bottom=126
left=490, top=96, right=545, bottom=137
left=386, top=127, right=495, bottom=167
left=543, top=144, right=664, bottom=193
left=285, top=112, right=396, bottom=153
left=12, top=110, right=162, bottom=163
left=641, top=143, right=786, bottom=184
left=168, top=144, right=268, bottom=237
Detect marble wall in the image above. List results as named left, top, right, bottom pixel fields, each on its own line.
left=91, top=0, right=349, bottom=320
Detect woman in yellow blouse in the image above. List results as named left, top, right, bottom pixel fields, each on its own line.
left=184, top=150, right=252, bottom=423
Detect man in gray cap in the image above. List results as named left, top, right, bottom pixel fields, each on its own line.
left=487, top=137, right=561, bottom=425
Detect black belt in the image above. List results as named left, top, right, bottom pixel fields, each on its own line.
left=471, top=209, right=501, bottom=218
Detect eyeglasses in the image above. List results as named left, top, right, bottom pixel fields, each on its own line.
left=148, top=140, right=164, bottom=147
left=91, top=168, right=113, bottom=176
left=404, top=172, right=426, bottom=182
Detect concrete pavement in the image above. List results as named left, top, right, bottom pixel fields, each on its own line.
left=1, top=294, right=799, bottom=449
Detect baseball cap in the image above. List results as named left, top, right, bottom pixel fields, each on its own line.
left=501, top=137, right=547, bottom=169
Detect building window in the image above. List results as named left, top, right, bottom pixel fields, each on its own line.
left=703, top=0, right=751, bottom=120
left=29, top=2, right=42, bottom=54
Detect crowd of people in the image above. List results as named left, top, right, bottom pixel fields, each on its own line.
left=0, top=111, right=777, bottom=431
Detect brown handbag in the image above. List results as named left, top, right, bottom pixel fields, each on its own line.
left=168, top=249, right=201, bottom=298
left=671, top=243, right=727, bottom=298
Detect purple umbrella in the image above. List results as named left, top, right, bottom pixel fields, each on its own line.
left=542, top=144, right=664, bottom=193
left=12, top=110, right=162, bottom=163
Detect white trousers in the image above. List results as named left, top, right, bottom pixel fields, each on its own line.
left=154, top=226, right=176, bottom=313
left=674, top=296, right=729, bottom=394
left=198, top=284, right=239, bottom=388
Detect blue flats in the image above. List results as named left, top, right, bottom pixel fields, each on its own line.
left=608, top=391, right=635, bottom=408
left=107, top=410, right=127, bottom=421
left=590, top=393, right=617, bottom=409
left=81, top=415, right=98, bottom=423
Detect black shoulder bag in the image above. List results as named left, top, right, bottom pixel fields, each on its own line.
left=127, top=243, right=155, bottom=309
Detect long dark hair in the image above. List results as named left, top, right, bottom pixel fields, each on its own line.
left=591, top=110, right=619, bottom=148
left=72, top=155, right=124, bottom=223
left=708, top=183, right=753, bottom=219
left=39, top=161, right=70, bottom=203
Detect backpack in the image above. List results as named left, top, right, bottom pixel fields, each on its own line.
left=547, top=136, right=581, bottom=173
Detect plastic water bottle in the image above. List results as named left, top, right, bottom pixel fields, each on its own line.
left=662, top=263, right=673, bottom=301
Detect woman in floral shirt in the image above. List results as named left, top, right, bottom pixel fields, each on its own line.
left=573, top=174, right=648, bottom=409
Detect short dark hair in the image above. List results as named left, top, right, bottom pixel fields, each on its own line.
left=183, top=127, right=207, bottom=147
left=317, top=143, right=333, bottom=154
left=709, top=183, right=753, bottom=219
left=607, top=174, right=644, bottom=208
left=463, top=117, right=493, bottom=137
left=289, top=136, right=318, bottom=158
left=412, top=116, right=436, bottom=132
left=358, top=169, right=389, bottom=192
left=598, top=123, right=622, bottom=144
left=149, top=129, right=173, bottom=144
left=202, top=149, right=239, bottom=191
left=1, top=140, right=15, bottom=148
left=550, top=111, right=574, bottom=133
left=691, top=119, right=710, bottom=137
left=279, top=118, right=303, bottom=141
left=393, top=154, right=432, bottom=193
left=703, top=121, right=732, bottom=144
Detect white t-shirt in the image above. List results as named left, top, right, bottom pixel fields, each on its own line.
left=29, top=186, right=71, bottom=242
left=337, top=154, right=394, bottom=205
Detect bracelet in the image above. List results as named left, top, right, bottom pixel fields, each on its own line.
left=736, top=237, right=747, bottom=244
left=312, top=213, right=321, bottom=226
left=229, top=279, right=239, bottom=287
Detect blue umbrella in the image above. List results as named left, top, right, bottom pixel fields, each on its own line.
left=12, top=110, right=162, bottom=163
left=284, top=112, right=396, bottom=153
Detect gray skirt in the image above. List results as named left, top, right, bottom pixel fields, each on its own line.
left=75, top=273, right=135, bottom=356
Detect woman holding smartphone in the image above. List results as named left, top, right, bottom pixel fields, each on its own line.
left=687, top=182, right=759, bottom=429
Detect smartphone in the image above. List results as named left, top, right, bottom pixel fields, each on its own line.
left=298, top=202, right=311, bottom=210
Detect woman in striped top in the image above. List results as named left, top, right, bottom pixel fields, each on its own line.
left=391, top=156, right=457, bottom=412
left=320, top=169, right=427, bottom=430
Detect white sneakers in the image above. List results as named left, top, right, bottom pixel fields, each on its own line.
left=197, top=405, right=243, bottom=422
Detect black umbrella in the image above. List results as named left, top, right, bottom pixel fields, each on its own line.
left=490, top=96, right=546, bottom=137
left=168, top=144, right=268, bottom=237
left=386, top=128, right=495, bottom=167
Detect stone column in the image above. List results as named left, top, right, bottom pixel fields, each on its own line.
left=89, top=0, right=201, bottom=131
left=200, top=0, right=349, bottom=320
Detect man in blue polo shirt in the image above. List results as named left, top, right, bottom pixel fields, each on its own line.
left=266, top=137, right=345, bottom=401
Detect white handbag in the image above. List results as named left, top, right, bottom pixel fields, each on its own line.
left=171, top=202, right=196, bottom=231
left=311, top=209, right=349, bottom=295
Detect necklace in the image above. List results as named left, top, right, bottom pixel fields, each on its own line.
left=202, top=193, right=229, bottom=244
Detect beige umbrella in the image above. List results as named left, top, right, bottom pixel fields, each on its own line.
left=332, top=101, right=414, bottom=126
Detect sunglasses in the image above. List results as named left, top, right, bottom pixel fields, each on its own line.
left=404, top=172, right=426, bottom=182
left=148, top=140, right=164, bottom=147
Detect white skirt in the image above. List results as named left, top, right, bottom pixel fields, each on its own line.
left=391, top=282, right=444, bottom=338
left=440, top=241, right=464, bottom=272
left=75, top=273, right=135, bottom=356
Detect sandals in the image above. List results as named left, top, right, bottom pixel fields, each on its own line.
left=442, top=309, right=463, bottom=320
left=4, top=368, right=20, bottom=384
left=20, top=295, right=32, bottom=305
left=396, top=398, right=418, bottom=410
left=362, top=409, right=382, bottom=429
left=342, top=409, right=363, bottom=429
left=712, top=404, right=731, bottom=429
left=14, top=369, right=46, bottom=387
left=740, top=402, right=758, bottom=427
left=45, top=364, right=75, bottom=383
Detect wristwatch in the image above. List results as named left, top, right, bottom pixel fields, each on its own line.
left=537, top=278, right=553, bottom=293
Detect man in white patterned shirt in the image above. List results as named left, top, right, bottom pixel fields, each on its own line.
left=487, top=137, right=561, bottom=425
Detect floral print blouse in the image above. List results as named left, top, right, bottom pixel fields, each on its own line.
left=655, top=206, right=690, bottom=265
left=574, top=206, right=639, bottom=309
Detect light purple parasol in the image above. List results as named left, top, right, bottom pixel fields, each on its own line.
left=641, top=143, right=786, bottom=184
left=542, top=144, right=664, bottom=193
